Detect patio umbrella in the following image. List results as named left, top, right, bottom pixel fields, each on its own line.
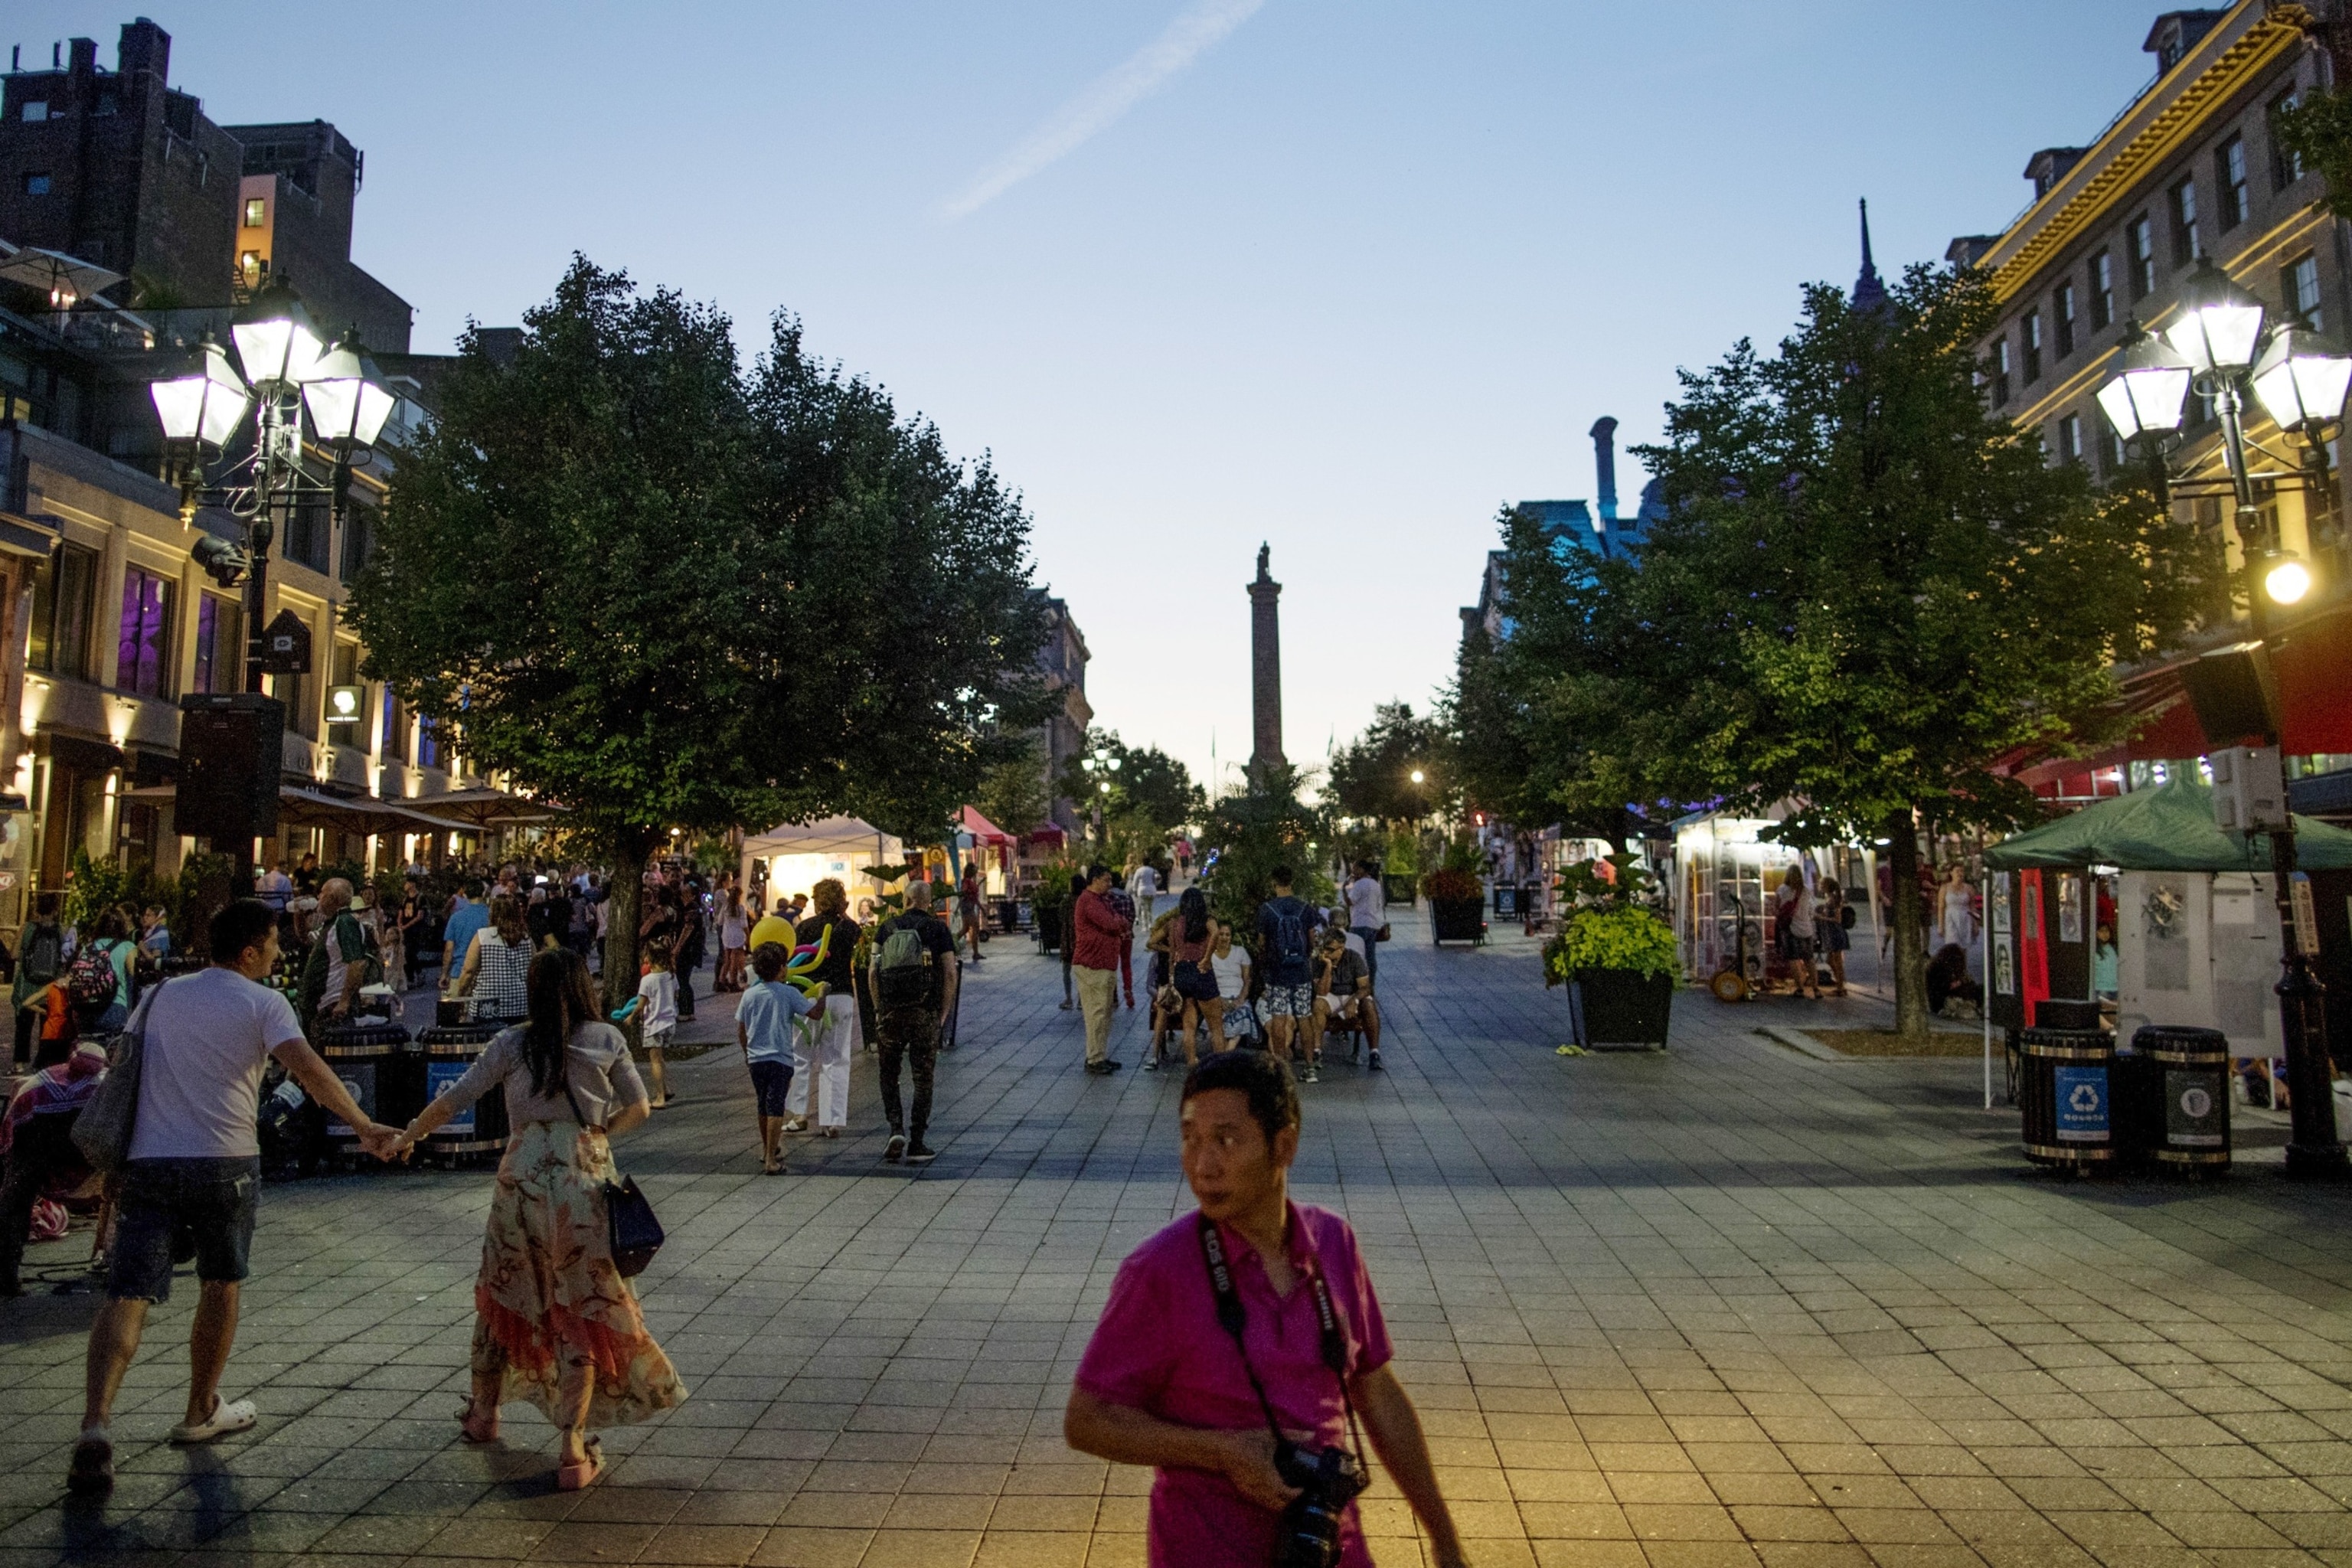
left=0, top=246, right=123, bottom=308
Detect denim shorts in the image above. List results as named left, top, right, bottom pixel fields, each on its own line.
left=747, top=1059, right=795, bottom=1117
left=110, top=1156, right=260, bottom=1302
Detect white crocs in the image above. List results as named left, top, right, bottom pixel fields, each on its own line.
left=169, top=1396, right=257, bottom=1445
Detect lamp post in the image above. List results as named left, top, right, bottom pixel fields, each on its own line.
left=148, top=277, right=396, bottom=884
left=1080, top=745, right=1121, bottom=848
left=2097, top=260, right=2351, bottom=1179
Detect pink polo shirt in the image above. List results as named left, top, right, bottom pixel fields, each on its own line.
left=1074, top=1202, right=1393, bottom=1568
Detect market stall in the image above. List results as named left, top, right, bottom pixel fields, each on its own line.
left=1984, top=773, right=2352, bottom=1115
left=741, top=815, right=904, bottom=917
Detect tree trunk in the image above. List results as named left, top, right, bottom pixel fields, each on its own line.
left=601, top=828, right=658, bottom=1019
left=1886, top=808, right=1929, bottom=1040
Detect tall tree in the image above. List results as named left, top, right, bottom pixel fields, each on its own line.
left=972, top=736, right=1052, bottom=838
left=1325, top=701, right=1452, bottom=828
left=348, top=260, right=1046, bottom=1005
left=1478, top=263, right=2219, bottom=1036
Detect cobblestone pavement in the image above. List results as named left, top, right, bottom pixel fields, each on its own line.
left=5, top=907, right=2352, bottom=1568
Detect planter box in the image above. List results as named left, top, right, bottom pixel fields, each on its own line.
left=1035, top=905, right=1065, bottom=954
left=1430, top=897, right=1485, bottom=946
left=1569, top=969, right=1674, bottom=1050
left=1383, top=874, right=1419, bottom=906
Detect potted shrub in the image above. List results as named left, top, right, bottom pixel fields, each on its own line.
left=1422, top=867, right=1485, bottom=946
left=1544, top=855, right=1677, bottom=1048
left=1029, top=856, right=1083, bottom=953
left=1382, top=829, right=1421, bottom=907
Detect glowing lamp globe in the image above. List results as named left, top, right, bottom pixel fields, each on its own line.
left=301, top=335, right=397, bottom=446
left=149, top=334, right=252, bottom=448
left=2249, top=322, right=2352, bottom=435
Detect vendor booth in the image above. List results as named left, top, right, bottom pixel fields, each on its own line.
left=741, top=816, right=904, bottom=916
left=1984, top=773, right=2352, bottom=1140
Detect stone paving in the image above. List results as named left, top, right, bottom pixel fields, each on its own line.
left=5, top=907, right=2352, bottom=1568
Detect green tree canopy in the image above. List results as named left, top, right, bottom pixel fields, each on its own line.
left=346, top=258, right=1047, bottom=1001
left=1475, top=262, right=2220, bottom=1034
left=1054, top=728, right=1204, bottom=842
left=1197, top=763, right=1331, bottom=948
left=1325, top=701, right=1452, bottom=828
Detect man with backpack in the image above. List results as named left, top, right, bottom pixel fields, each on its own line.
left=870, top=881, right=959, bottom=1165
left=1253, top=867, right=1323, bottom=1080
left=14, top=893, right=66, bottom=1067
left=299, top=879, right=375, bottom=1034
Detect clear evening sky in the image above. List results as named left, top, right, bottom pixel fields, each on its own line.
left=19, top=2, right=2163, bottom=798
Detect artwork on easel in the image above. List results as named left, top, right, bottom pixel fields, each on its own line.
left=2057, top=873, right=2082, bottom=945
left=1993, top=940, right=2015, bottom=996
left=1991, top=877, right=2012, bottom=937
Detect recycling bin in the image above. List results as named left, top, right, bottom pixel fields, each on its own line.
left=2134, top=1024, right=2231, bottom=1173
left=418, top=1022, right=508, bottom=1165
left=2018, top=1027, right=2116, bottom=1171
left=315, top=1021, right=420, bottom=1156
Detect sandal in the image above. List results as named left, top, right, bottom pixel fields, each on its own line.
left=456, top=1404, right=500, bottom=1443
left=555, top=1437, right=603, bottom=1491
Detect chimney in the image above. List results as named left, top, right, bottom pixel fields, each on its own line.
left=1590, top=416, right=1619, bottom=525
left=118, top=18, right=171, bottom=83
left=68, top=38, right=98, bottom=76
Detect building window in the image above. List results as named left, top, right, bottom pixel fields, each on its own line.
left=2128, top=214, right=2156, bottom=298
left=27, top=542, right=96, bottom=679
left=2091, top=250, right=2115, bottom=329
left=115, top=565, right=174, bottom=697
left=1992, top=338, right=2011, bottom=405
left=282, top=500, right=330, bottom=573
left=381, top=693, right=408, bottom=763
left=21, top=101, right=47, bottom=122
left=417, top=714, right=440, bottom=770
left=2170, top=178, right=2201, bottom=266
left=2286, top=253, right=2322, bottom=331
left=191, top=593, right=241, bottom=694
left=243, top=196, right=265, bottom=227
left=2023, top=310, right=2043, bottom=383
left=2055, top=283, right=2077, bottom=358
left=339, top=505, right=374, bottom=584
left=22, top=172, right=51, bottom=197
left=2218, top=136, right=2249, bottom=230
left=2104, top=426, right=2127, bottom=475
left=270, top=668, right=310, bottom=738
left=2272, top=92, right=2305, bottom=189
left=2058, top=413, right=2082, bottom=465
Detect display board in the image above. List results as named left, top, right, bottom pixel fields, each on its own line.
left=1988, top=866, right=2093, bottom=1030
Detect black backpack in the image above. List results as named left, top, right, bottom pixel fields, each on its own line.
left=21, top=921, right=64, bottom=986
left=1265, top=900, right=1311, bottom=972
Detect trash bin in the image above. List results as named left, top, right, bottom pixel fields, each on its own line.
left=315, top=1021, right=420, bottom=1155
left=418, top=1022, right=508, bottom=1165
left=2133, top=1024, right=2230, bottom=1173
left=2019, top=1027, right=2116, bottom=1171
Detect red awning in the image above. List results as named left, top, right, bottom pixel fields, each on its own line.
left=1024, top=824, right=1067, bottom=847
left=956, top=805, right=1014, bottom=847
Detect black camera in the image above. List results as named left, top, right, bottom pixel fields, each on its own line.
left=1272, top=1438, right=1368, bottom=1568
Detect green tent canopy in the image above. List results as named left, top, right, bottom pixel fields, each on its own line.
left=1984, top=773, right=2352, bottom=872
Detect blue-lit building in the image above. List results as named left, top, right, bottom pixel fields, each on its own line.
left=1461, top=416, right=1664, bottom=642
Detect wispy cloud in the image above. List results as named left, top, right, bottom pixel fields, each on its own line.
left=942, top=0, right=1266, bottom=220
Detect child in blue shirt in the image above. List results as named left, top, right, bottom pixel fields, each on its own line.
left=737, top=942, right=823, bottom=1174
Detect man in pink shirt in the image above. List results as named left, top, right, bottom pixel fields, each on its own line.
left=1069, top=864, right=1130, bottom=1075
left=1066, top=1052, right=1467, bottom=1567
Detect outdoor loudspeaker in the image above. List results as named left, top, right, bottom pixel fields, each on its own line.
left=175, top=694, right=285, bottom=844
left=2179, top=641, right=2280, bottom=747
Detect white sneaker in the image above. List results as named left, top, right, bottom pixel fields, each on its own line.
left=782, top=1118, right=808, bottom=1133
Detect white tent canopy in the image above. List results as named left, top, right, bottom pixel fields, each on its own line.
left=741, top=816, right=904, bottom=909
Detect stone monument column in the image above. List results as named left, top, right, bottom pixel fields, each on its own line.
left=1248, top=544, right=1285, bottom=781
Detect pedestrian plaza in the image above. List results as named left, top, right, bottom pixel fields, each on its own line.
left=4, top=910, right=2352, bottom=1567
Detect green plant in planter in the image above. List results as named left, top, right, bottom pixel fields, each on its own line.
left=1543, top=853, right=1677, bottom=987
left=1419, top=867, right=1481, bottom=903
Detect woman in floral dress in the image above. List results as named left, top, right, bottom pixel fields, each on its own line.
left=396, top=948, right=684, bottom=1488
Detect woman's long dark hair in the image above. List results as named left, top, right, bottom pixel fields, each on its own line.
left=1180, top=887, right=1209, bottom=943
left=521, top=948, right=597, bottom=1098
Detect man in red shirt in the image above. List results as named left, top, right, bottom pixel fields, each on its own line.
left=1066, top=1051, right=1465, bottom=1566
left=1070, top=864, right=1129, bottom=1075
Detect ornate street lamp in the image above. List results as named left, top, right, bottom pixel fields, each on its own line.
left=2096, top=260, right=2352, bottom=1181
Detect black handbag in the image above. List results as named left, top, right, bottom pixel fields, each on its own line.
left=561, top=1073, right=665, bottom=1278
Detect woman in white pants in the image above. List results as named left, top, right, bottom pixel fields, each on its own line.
left=786, top=878, right=860, bottom=1137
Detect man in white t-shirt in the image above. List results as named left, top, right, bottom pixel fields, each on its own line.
left=1344, top=860, right=1387, bottom=988
left=68, top=900, right=395, bottom=1498
left=1128, top=863, right=1161, bottom=931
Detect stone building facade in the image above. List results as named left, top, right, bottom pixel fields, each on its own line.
left=1955, top=1, right=2352, bottom=799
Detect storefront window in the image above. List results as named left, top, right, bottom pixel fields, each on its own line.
left=116, top=565, right=174, bottom=697
left=191, top=593, right=242, bottom=694
left=28, top=542, right=96, bottom=679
